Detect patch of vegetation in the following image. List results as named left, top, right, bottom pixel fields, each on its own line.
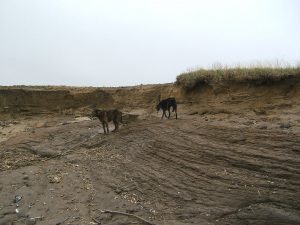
left=176, top=66, right=300, bottom=91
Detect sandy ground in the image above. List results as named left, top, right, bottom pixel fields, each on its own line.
left=0, top=111, right=300, bottom=225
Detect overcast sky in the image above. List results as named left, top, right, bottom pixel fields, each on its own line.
left=0, top=0, right=299, bottom=86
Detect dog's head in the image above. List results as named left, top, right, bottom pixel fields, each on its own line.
left=90, top=109, right=100, bottom=119
left=156, top=103, right=161, bottom=112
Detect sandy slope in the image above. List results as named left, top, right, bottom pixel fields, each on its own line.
left=0, top=111, right=299, bottom=225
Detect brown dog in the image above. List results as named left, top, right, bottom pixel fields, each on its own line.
left=91, top=109, right=122, bottom=134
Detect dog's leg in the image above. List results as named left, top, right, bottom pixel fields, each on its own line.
left=102, top=122, right=106, bottom=134
left=112, top=120, right=118, bottom=132
left=115, top=121, right=119, bottom=131
left=161, top=110, right=165, bottom=119
left=106, top=122, right=109, bottom=134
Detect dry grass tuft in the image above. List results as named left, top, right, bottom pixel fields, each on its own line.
left=176, top=65, right=300, bottom=91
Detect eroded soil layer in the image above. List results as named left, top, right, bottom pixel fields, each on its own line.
left=1, top=113, right=299, bottom=225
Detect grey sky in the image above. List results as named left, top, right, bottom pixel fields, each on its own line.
left=0, top=0, right=299, bottom=86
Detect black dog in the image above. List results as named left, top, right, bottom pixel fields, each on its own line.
left=156, top=97, right=177, bottom=119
